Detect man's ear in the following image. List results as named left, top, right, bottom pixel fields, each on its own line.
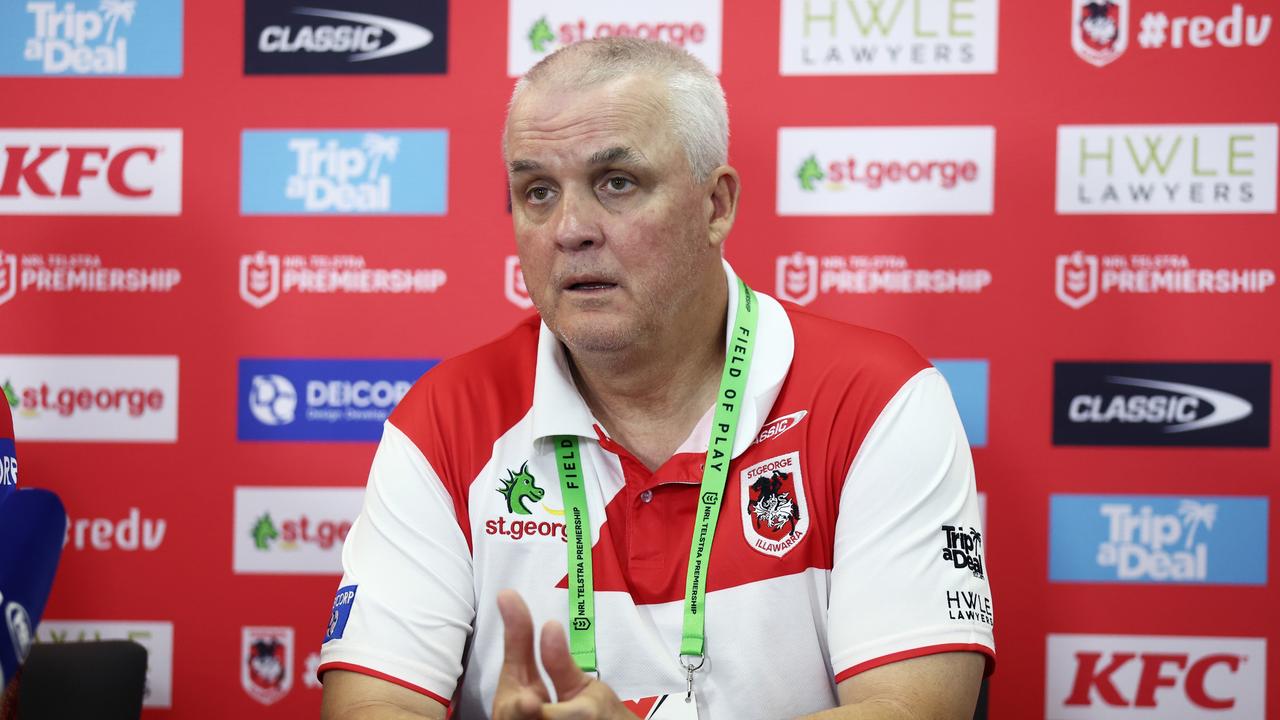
left=706, top=165, right=740, bottom=250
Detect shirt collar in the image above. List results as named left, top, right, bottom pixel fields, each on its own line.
left=530, top=259, right=795, bottom=460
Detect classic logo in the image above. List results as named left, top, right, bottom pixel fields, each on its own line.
left=0, top=251, right=180, bottom=307
left=504, top=256, right=534, bottom=309
left=1055, top=251, right=1275, bottom=309
left=244, top=1, right=447, bottom=74
left=237, top=251, right=446, bottom=308
left=508, top=0, right=722, bottom=76
left=1056, top=124, right=1278, bottom=214
left=37, top=620, right=174, bottom=708
left=234, top=487, right=363, bottom=574
left=0, top=129, right=182, bottom=215
left=740, top=452, right=808, bottom=557
left=240, top=130, right=447, bottom=215
left=778, top=127, right=995, bottom=215
left=242, top=626, right=294, bottom=705
left=237, top=358, right=436, bottom=442
left=1045, top=634, right=1266, bottom=718
left=932, top=360, right=989, bottom=448
left=1053, top=362, right=1270, bottom=447
left=1050, top=495, right=1268, bottom=584
left=754, top=410, right=808, bottom=445
left=1073, top=0, right=1128, bottom=67
left=1, top=0, right=183, bottom=77
left=64, top=507, right=166, bottom=551
left=0, top=355, right=177, bottom=442
left=941, top=524, right=984, bottom=578
left=779, top=0, right=998, bottom=75
left=774, top=252, right=992, bottom=304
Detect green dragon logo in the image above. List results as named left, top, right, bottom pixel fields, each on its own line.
left=797, top=154, right=824, bottom=191
left=2, top=380, right=16, bottom=408
left=529, top=16, right=555, bottom=53
left=498, top=462, right=545, bottom=515
left=251, top=513, right=279, bottom=550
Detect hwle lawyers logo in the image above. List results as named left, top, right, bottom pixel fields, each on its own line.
left=509, top=0, right=722, bottom=76
left=1055, top=250, right=1275, bottom=309
left=779, top=127, right=995, bottom=215
left=37, top=621, right=174, bottom=708
left=1050, top=495, right=1268, bottom=584
left=1053, top=362, right=1270, bottom=447
left=1046, top=634, right=1266, bottom=718
left=780, top=0, right=998, bottom=75
left=1056, top=124, right=1278, bottom=214
left=241, top=130, right=447, bottom=215
left=244, top=0, right=447, bottom=74
left=234, top=486, right=362, bottom=575
left=0, top=0, right=183, bottom=77
left=0, top=129, right=182, bottom=215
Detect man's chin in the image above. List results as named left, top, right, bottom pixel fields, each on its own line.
left=554, top=320, right=635, bottom=356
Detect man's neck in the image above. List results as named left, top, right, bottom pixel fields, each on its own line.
left=567, top=274, right=730, bottom=471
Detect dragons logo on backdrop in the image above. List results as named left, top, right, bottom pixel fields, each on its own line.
left=242, top=626, right=294, bottom=705
left=1073, top=0, right=1129, bottom=67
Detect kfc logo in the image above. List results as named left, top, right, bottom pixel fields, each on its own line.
left=1046, top=634, right=1266, bottom=718
left=1056, top=252, right=1100, bottom=309
left=776, top=253, right=818, bottom=306
left=240, top=252, right=281, bottom=309
left=505, top=256, right=533, bottom=309
left=1073, top=1, right=1129, bottom=67
left=0, top=130, right=181, bottom=215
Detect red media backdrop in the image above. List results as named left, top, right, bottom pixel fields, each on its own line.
left=2, top=0, right=1278, bottom=717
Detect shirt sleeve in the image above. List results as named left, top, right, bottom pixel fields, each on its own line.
left=318, top=420, right=475, bottom=705
left=828, top=367, right=995, bottom=683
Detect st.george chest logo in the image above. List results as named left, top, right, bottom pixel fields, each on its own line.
left=486, top=461, right=568, bottom=542
left=740, top=451, right=809, bottom=557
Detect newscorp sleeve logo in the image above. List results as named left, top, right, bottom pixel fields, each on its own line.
left=1, top=1, right=183, bottom=76
left=1052, top=362, right=1270, bottom=447
left=244, top=1, right=447, bottom=74
left=1056, top=124, right=1278, bottom=214
left=1050, top=495, right=1268, bottom=585
left=0, top=129, right=182, bottom=215
left=237, top=358, right=436, bottom=442
left=778, top=127, right=995, bottom=215
left=240, top=130, right=447, bottom=215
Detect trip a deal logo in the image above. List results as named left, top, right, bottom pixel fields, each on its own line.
left=237, top=358, right=436, bottom=442
left=1053, top=362, right=1270, bottom=447
left=244, top=0, right=447, bottom=74
left=778, top=127, right=995, bottom=216
left=0, top=0, right=183, bottom=77
left=1056, top=124, right=1278, bottom=214
left=508, top=0, right=722, bottom=76
left=1050, top=495, right=1268, bottom=585
left=241, top=130, right=447, bottom=215
left=1045, top=634, right=1266, bottom=719
left=0, top=129, right=182, bottom=215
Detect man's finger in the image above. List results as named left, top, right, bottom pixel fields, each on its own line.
left=540, top=619, right=593, bottom=702
left=497, top=589, right=540, bottom=683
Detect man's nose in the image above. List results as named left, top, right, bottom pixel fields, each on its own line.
left=553, top=185, right=604, bottom=250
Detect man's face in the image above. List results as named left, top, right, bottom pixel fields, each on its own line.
left=505, top=75, right=716, bottom=354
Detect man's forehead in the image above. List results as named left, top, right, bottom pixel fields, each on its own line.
left=504, top=76, right=671, bottom=166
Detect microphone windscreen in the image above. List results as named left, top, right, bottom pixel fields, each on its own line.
left=0, top=488, right=67, bottom=686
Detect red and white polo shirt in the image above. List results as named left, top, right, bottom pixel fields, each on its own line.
left=319, top=263, right=995, bottom=718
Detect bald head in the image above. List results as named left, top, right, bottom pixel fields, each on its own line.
left=506, top=37, right=729, bottom=182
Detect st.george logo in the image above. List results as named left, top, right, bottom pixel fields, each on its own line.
left=498, top=462, right=544, bottom=515
left=1073, top=0, right=1129, bottom=67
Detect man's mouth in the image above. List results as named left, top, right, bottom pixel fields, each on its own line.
left=563, top=276, right=618, bottom=292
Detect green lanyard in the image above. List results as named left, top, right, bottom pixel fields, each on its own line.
left=554, top=278, right=759, bottom=682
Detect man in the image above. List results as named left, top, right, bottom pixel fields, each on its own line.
left=320, top=37, right=993, bottom=719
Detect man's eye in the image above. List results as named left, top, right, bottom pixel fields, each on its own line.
left=605, top=176, right=633, bottom=192
left=527, top=186, right=552, bottom=203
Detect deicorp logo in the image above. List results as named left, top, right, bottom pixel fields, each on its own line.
left=778, top=127, right=994, bottom=215
left=237, top=358, right=436, bottom=441
left=234, top=487, right=362, bottom=574
left=0, top=1, right=183, bottom=76
left=1, top=355, right=178, bottom=442
left=0, top=129, right=182, bottom=215
left=244, top=0, right=447, bottom=74
left=1056, top=124, right=1278, bottom=214
left=1053, top=362, right=1270, bottom=447
left=508, top=0, right=722, bottom=76
left=780, top=0, right=998, bottom=75
left=1050, top=495, right=1268, bottom=584
left=1046, top=634, right=1266, bottom=718
left=241, top=130, right=446, bottom=215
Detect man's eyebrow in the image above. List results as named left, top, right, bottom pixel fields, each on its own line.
left=507, top=159, right=542, bottom=174
left=588, top=146, right=645, bottom=167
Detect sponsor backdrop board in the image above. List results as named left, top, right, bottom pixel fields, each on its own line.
left=0, top=0, right=1277, bottom=718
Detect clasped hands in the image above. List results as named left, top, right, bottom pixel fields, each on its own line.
left=493, top=589, right=636, bottom=720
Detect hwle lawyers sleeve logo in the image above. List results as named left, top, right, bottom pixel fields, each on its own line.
left=1045, top=634, right=1266, bottom=718
left=1053, top=362, right=1270, bottom=447
left=244, top=0, right=447, bottom=74
left=0, top=129, right=181, bottom=215
left=0, top=1, right=183, bottom=77
left=1050, top=495, right=1268, bottom=584
left=1056, top=124, right=1278, bottom=214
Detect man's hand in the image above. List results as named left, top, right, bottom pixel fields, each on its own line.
left=493, top=589, right=634, bottom=720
